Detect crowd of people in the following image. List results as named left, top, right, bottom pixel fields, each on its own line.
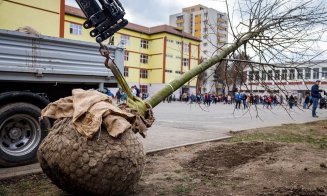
left=162, top=80, right=327, bottom=118
left=105, top=80, right=326, bottom=118
left=105, top=85, right=149, bottom=104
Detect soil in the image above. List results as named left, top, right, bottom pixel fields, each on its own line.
left=1, top=121, right=327, bottom=196
left=135, top=141, right=327, bottom=196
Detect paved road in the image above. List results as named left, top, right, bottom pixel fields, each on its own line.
left=1, top=102, right=326, bottom=179
left=142, top=102, right=327, bottom=151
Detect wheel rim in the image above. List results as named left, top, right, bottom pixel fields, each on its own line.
left=0, top=114, right=41, bottom=157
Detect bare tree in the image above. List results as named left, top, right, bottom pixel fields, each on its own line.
left=146, top=0, right=327, bottom=110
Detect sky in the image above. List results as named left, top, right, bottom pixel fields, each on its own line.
left=66, top=0, right=327, bottom=60
left=66, top=0, right=228, bottom=27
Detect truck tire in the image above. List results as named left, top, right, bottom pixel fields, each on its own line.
left=0, top=103, right=50, bottom=167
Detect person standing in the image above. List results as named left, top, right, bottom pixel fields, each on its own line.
left=131, top=86, right=137, bottom=96
left=303, top=92, right=310, bottom=109
left=235, top=92, right=241, bottom=109
left=288, top=95, right=295, bottom=109
left=311, top=80, right=322, bottom=117
left=241, top=92, right=248, bottom=109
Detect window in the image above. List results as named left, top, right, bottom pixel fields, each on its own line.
left=305, top=68, right=311, bottom=79
left=176, top=41, right=182, bottom=45
left=166, top=39, right=174, bottom=43
left=249, top=71, right=254, bottom=81
left=140, top=85, right=148, bottom=94
left=175, top=71, right=181, bottom=74
left=289, top=69, right=295, bottom=80
left=177, top=15, right=183, bottom=20
left=165, top=69, right=172, bottom=73
left=183, top=58, right=189, bottom=66
left=166, top=54, right=173, bottom=58
left=254, top=71, right=260, bottom=80
left=176, top=56, right=181, bottom=59
left=140, top=54, right=148, bottom=64
left=261, top=71, right=267, bottom=81
left=274, top=70, right=280, bottom=80
left=313, top=68, right=319, bottom=79
left=124, top=51, right=129, bottom=61
left=140, top=69, right=148, bottom=78
left=203, top=42, right=208, bottom=47
left=183, top=43, right=189, bottom=52
left=322, top=68, right=327, bottom=79
left=281, top=69, right=287, bottom=80
left=297, top=68, right=303, bottom=79
left=124, top=67, right=129, bottom=77
left=140, top=39, right=149, bottom=49
left=268, top=70, right=273, bottom=80
left=120, top=35, right=130, bottom=46
left=69, top=23, right=82, bottom=35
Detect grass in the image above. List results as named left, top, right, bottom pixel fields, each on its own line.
left=174, top=184, right=192, bottom=194
left=0, top=185, right=9, bottom=196
left=230, top=120, right=327, bottom=148
left=0, top=176, right=65, bottom=196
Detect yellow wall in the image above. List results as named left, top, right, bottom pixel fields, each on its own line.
left=0, top=1, right=201, bottom=90
left=162, top=34, right=200, bottom=86
left=64, top=15, right=94, bottom=42
left=0, top=0, right=60, bottom=37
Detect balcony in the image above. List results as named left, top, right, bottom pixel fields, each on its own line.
left=176, top=19, right=184, bottom=24
left=217, top=18, right=226, bottom=23
left=217, top=25, right=226, bottom=31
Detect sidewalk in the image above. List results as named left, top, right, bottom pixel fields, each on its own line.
left=0, top=124, right=230, bottom=180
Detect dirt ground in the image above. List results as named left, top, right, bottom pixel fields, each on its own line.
left=1, top=121, right=327, bottom=196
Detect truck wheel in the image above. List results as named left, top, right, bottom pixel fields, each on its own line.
left=0, top=103, right=49, bottom=167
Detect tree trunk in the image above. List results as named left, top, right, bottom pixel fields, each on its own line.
left=146, top=32, right=260, bottom=108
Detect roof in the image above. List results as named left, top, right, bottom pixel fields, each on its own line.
left=65, top=5, right=201, bottom=42
left=65, top=5, right=86, bottom=18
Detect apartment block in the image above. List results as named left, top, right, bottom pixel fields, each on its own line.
left=170, top=4, right=229, bottom=93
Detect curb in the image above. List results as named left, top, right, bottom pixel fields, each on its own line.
left=146, top=136, right=232, bottom=155
left=0, top=136, right=232, bottom=180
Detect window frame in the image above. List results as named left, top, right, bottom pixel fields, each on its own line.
left=297, top=68, right=304, bottom=79
left=69, top=23, right=82, bottom=35
left=313, top=68, right=319, bottom=79
left=289, top=69, right=295, bottom=80
left=120, top=35, right=130, bottom=46
left=305, top=68, right=311, bottom=80
left=140, top=54, right=149, bottom=64
left=281, top=69, right=287, bottom=80
left=274, top=70, right=280, bottom=80
left=139, top=85, right=148, bottom=94
left=182, top=58, right=189, bottom=67
left=124, top=51, right=129, bottom=61
left=140, top=39, right=149, bottom=49
left=140, top=69, right=148, bottom=79
left=124, top=67, right=129, bottom=77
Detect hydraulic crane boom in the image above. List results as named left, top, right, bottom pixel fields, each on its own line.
left=75, top=0, right=128, bottom=43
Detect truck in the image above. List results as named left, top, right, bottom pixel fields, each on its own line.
left=0, top=29, right=124, bottom=167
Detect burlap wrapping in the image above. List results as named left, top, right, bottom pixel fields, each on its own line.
left=16, top=26, right=41, bottom=35
left=41, top=89, right=154, bottom=139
